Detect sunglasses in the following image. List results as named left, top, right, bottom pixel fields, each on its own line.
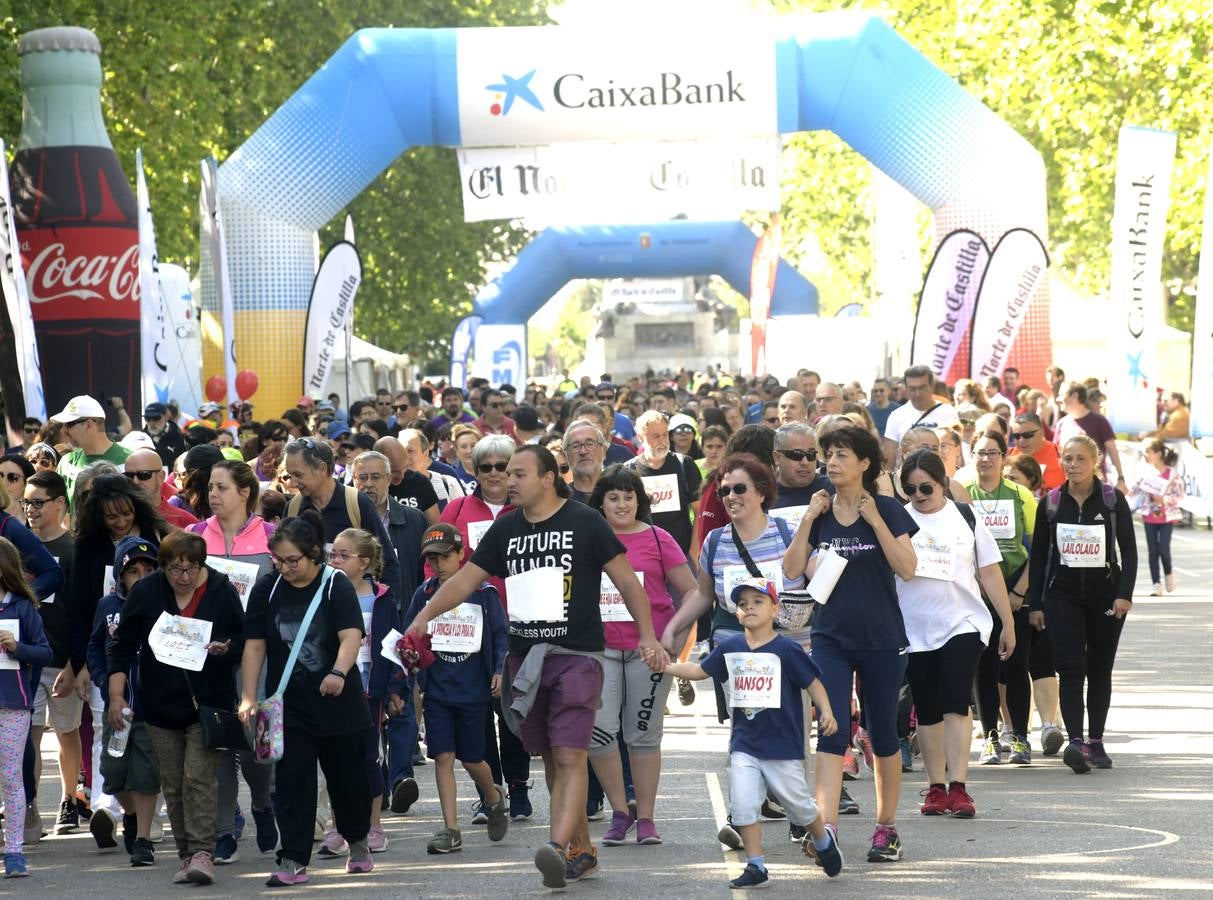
left=124, top=470, right=159, bottom=482
left=596, top=394, right=615, bottom=402
left=1012, top=429, right=1038, bottom=441
left=22, top=427, right=38, bottom=435
left=903, top=482, right=936, bottom=496
left=718, top=483, right=750, bottom=498
left=777, top=448, right=818, bottom=463
left=478, top=462, right=508, bottom=474
left=392, top=403, right=411, bottom=412
left=0, top=472, right=21, bottom=483
left=671, top=426, right=694, bottom=435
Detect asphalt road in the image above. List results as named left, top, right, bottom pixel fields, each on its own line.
left=15, top=521, right=1213, bottom=897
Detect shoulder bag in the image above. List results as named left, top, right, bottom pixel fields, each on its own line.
left=254, top=566, right=334, bottom=763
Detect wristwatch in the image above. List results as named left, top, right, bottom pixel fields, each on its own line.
left=329, top=667, right=347, bottom=679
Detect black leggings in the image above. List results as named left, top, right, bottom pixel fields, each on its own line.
left=907, top=632, right=984, bottom=726
left=1044, top=593, right=1125, bottom=742
left=975, top=606, right=1032, bottom=735
left=1028, top=624, right=1056, bottom=681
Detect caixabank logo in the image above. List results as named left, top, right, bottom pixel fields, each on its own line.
left=485, top=67, right=749, bottom=116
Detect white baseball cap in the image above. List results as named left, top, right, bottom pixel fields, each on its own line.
left=119, top=430, right=157, bottom=452
left=50, top=395, right=106, bottom=424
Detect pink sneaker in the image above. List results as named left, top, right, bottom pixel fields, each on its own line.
left=854, top=728, right=875, bottom=772
left=266, top=861, right=309, bottom=887
left=842, top=748, right=860, bottom=779
left=367, top=825, right=388, bottom=853
left=317, top=827, right=347, bottom=858
left=601, top=810, right=635, bottom=845
left=635, top=819, right=662, bottom=845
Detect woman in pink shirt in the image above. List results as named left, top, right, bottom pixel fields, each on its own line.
left=587, top=466, right=698, bottom=847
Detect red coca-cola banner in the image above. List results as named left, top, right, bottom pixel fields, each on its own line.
left=22, top=229, right=140, bottom=321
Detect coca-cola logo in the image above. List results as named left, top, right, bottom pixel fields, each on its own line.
left=26, top=242, right=140, bottom=305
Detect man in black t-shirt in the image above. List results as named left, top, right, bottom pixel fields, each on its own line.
left=374, top=436, right=440, bottom=523
left=406, top=445, right=666, bottom=890
left=624, top=411, right=700, bottom=554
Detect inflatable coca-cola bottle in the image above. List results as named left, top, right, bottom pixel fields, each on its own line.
left=11, top=26, right=140, bottom=414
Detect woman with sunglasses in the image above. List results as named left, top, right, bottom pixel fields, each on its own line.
left=0, top=456, right=34, bottom=520
left=897, top=450, right=1013, bottom=820
left=106, top=530, right=245, bottom=885
left=433, top=434, right=532, bottom=818
left=668, top=414, right=703, bottom=461
left=961, top=432, right=1041, bottom=766
left=189, top=460, right=278, bottom=860
left=239, top=510, right=372, bottom=885
left=586, top=465, right=697, bottom=846
left=883, top=427, right=971, bottom=504
left=24, top=443, right=59, bottom=475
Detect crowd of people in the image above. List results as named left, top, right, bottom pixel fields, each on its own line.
left=0, top=360, right=1185, bottom=887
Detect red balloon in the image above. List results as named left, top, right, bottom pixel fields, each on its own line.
left=235, top=369, right=259, bottom=401
left=205, top=375, right=227, bottom=403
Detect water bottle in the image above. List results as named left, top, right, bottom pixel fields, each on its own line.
left=107, top=707, right=133, bottom=757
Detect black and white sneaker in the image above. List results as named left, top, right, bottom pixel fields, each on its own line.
left=729, top=863, right=769, bottom=889
left=839, top=786, right=860, bottom=815
left=55, top=797, right=79, bottom=835
left=788, top=823, right=807, bottom=842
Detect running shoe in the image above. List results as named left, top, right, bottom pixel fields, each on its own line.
left=213, top=832, right=239, bottom=864
left=999, top=729, right=1014, bottom=753
left=979, top=730, right=1003, bottom=765
left=367, top=825, right=388, bottom=853
left=4, top=853, right=28, bottom=878
left=122, top=814, right=138, bottom=856
left=1165, top=573, right=1177, bottom=592
left=729, top=863, right=768, bottom=889
left=1040, top=723, right=1064, bottom=756
left=946, top=785, right=975, bottom=818
left=760, top=798, right=786, bottom=820
left=677, top=677, right=695, bottom=706
left=602, top=810, right=635, bottom=845
left=129, top=837, right=155, bottom=867
left=1009, top=734, right=1032, bottom=766
left=390, top=777, right=419, bottom=814
left=345, top=839, right=373, bottom=874
left=486, top=787, right=510, bottom=842
left=23, top=804, right=44, bottom=845
left=636, top=819, right=662, bottom=845
left=233, top=806, right=245, bottom=840
left=1063, top=739, right=1092, bottom=774
left=55, top=796, right=79, bottom=834
left=74, top=785, right=92, bottom=823
left=718, top=822, right=743, bottom=850
left=842, top=748, right=860, bottom=780
left=317, top=826, right=348, bottom=857
left=866, top=824, right=903, bottom=862
left=252, top=806, right=278, bottom=854
left=534, top=842, right=566, bottom=890
left=899, top=737, right=914, bottom=772
left=789, top=823, right=807, bottom=842
left=811, top=827, right=845, bottom=878
left=919, top=785, right=948, bottom=816
left=186, top=851, right=215, bottom=885
left=586, top=798, right=604, bottom=821
left=173, top=858, right=191, bottom=884
left=839, top=785, right=860, bottom=815
left=89, top=806, right=118, bottom=850
left=508, top=782, right=533, bottom=821
left=427, top=828, right=462, bottom=854
left=266, top=860, right=309, bottom=887
left=1086, top=740, right=1114, bottom=769
left=471, top=799, right=489, bottom=825
left=854, top=727, right=875, bottom=772
left=803, top=822, right=838, bottom=868
left=565, top=845, right=599, bottom=882
left=1150, top=582, right=1164, bottom=596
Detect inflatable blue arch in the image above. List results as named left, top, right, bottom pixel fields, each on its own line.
left=204, top=11, right=1047, bottom=413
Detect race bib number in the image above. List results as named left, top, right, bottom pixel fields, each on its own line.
left=642, top=474, right=680, bottom=514
left=428, top=603, right=484, bottom=653
left=724, top=652, right=781, bottom=710
left=466, top=519, right=493, bottom=551
left=722, top=563, right=783, bottom=612
left=913, top=531, right=956, bottom=581
left=976, top=500, right=1016, bottom=540
left=103, top=565, right=116, bottom=597
left=147, top=611, right=213, bottom=672
left=1136, top=474, right=1169, bottom=497
left=504, top=567, right=566, bottom=622
left=599, top=572, right=643, bottom=622
left=1057, top=524, right=1105, bottom=568
left=359, top=611, right=373, bottom=669
left=208, top=558, right=261, bottom=612
left=0, top=619, right=19, bottom=670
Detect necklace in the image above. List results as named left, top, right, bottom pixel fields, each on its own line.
left=972, top=481, right=1006, bottom=515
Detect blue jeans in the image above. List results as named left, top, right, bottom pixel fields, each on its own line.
left=1143, top=522, right=1173, bottom=583
left=384, top=689, right=419, bottom=788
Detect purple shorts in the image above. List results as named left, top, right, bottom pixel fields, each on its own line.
left=505, top=654, right=603, bottom=755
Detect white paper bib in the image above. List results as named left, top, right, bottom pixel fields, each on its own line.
left=504, top=567, right=566, bottom=622
left=975, top=499, right=1016, bottom=540
left=1057, top=523, right=1105, bottom=568
left=912, top=531, right=956, bottom=581
left=725, top=652, right=781, bottom=709
left=466, top=519, right=493, bottom=551
left=429, top=603, right=484, bottom=653
left=599, top=571, right=643, bottom=622
left=642, top=474, right=680, bottom=514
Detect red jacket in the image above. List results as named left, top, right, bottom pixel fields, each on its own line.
left=435, top=492, right=515, bottom=612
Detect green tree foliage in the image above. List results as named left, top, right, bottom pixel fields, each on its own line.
left=0, top=1, right=546, bottom=370
left=772, top=0, right=1212, bottom=329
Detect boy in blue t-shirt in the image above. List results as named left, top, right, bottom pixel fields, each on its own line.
left=667, top=577, right=844, bottom=888
left=401, top=524, right=509, bottom=855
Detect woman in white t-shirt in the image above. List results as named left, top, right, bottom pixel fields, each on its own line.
left=895, top=450, right=1014, bottom=821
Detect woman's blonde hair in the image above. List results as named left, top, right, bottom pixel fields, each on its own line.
left=1061, top=434, right=1101, bottom=467
left=335, top=528, right=384, bottom=580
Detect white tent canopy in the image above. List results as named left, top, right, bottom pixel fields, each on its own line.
left=327, top=334, right=413, bottom=406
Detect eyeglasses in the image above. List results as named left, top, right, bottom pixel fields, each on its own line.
left=0, top=472, right=21, bottom=483
left=903, top=483, right=936, bottom=496
left=167, top=564, right=201, bottom=578
left=718, top=483, right=750, bottom=498
left=22, top=426, right=39, bottom=435
left=974, top=449, right=1003, bottom=459
left=392, top=404, right=410, bottom=412
left=328, top=550, right=366, bottom=563
left=1012, top=429, right=1038, bottom=441
left=18, top=498, right=53, bottom=510
left=566, top=440, right=601, bottom=454
left=354, top=472, right=387, bottom=483
left=478, top=462, right=508, bottom=474
left=270, top=552, right=307, bottom=568
left=123, top=470, right=160, bottom=482
left=777, top=448, right=818, bottom=463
